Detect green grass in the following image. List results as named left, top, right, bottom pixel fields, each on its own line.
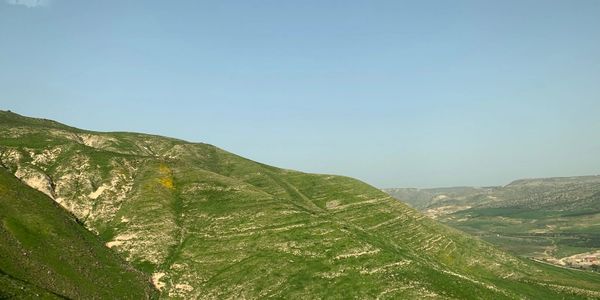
left=444, top=208, right=600, bottom=259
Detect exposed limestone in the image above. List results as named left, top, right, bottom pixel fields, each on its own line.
left=106, top=240, right=125, bottom=248
left=14, top=166, right=54, bottom=199
left=77, top=133, right=118, bottom=149
left=30, top=147, right=62, bottom=168
left=359, top=260, right=411, bottom=275
left=0, top=148, right=23, bottom=171
left=334, top=245, right=381, bottom=260
left=88, top=184, right=108, bottom=199
left=152, top=272, right=167, bottom=291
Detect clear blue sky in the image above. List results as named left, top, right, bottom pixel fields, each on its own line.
left=2, top=0, right=600, bottom=188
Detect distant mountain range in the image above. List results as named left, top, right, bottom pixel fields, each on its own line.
left=385, top=176, right=600, bottom=270
left=1, top=110, right=599, bottom=299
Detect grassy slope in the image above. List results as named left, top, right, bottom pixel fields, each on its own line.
left=0, top=168, right=156, bottom=298
left=1, top=110, right=600, bottom=299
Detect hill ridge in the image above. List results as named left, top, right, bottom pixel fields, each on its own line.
left=2, top=110, right=600, bottom=299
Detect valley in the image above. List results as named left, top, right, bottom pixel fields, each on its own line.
left=385, top=176, right=600, bottom=272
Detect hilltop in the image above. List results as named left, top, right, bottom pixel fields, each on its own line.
left=1, top=110, right=600, bottom=299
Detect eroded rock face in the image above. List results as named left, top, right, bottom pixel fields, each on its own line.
left=14, top=166, right=55, bottom=199
left=78, top=133, right=118, bottom=149
left=0, top=132, right=140, bottom=229
left=0, top=148, right=23, bottom=172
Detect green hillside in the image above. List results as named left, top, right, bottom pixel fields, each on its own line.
left=2, top=110, right=600, bottom=299
left=0, top=164, right=155, bottom=298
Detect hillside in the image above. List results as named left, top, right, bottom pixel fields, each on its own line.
left=384, top=187, right=487, bottom=210
left=2, top=110, right=600, bottom=299
left=0, top=162, right=155, bottom=298
left=385, top=177, right=600, bottom=269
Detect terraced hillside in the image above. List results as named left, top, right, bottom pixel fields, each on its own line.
left=385, top=177, right=600, bottom=269
left=384, top=187, right=487, bottom=211
left=0, top=162, right=155, bottom=298
left=2, top=110, right=600, bottom=299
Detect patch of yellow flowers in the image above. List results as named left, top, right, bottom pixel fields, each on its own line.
left=158, top=164, right=174, bottom=189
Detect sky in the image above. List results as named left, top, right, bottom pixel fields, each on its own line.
left=1, top=0, right=600, bottom=188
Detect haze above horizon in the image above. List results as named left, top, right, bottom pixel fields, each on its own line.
left=2, top=0, right=600, bottom=188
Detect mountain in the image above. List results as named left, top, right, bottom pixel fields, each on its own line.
left=385, top=177, right=600, bottom=268
left=1, top=110, right=600, bottom=299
